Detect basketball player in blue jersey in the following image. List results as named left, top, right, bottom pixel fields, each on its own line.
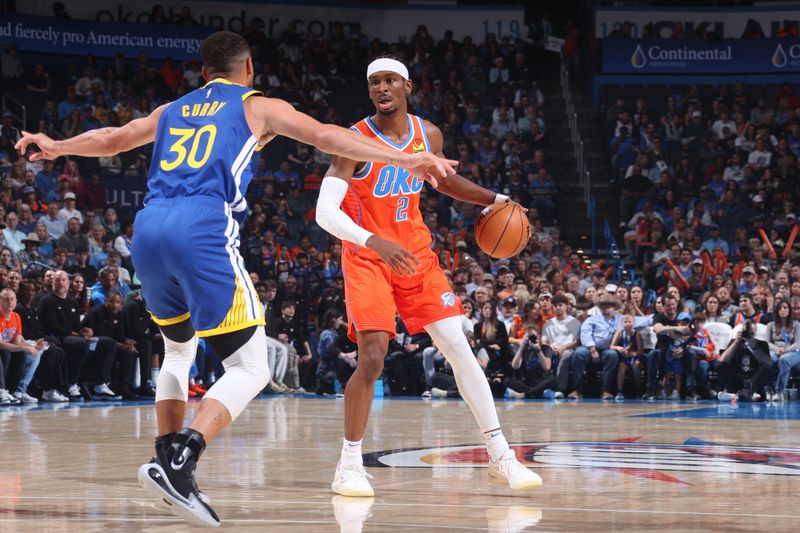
left=16, top=32, right=456, bottom=527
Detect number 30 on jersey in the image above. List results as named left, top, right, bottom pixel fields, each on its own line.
left=160, top=125, right=217, bottom=171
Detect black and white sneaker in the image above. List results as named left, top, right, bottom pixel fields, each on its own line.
left=138, top=428, right=220, bottom=528
left=67, top=384, right=83, bottom=401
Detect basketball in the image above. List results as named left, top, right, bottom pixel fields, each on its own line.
left=474, top=202, right=531, bottom=259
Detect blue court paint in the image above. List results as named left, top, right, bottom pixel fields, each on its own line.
left=632, top=402, right=800, bottom=420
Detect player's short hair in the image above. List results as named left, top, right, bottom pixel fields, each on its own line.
left=201, top=31, right=250, bottom=76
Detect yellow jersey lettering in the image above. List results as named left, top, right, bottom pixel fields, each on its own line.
left=207, top=101, right=219, bottom=115
left=181, top=105, right=190, bottom=117
left=211, top=102, right=226, bottom=116
left=198, top=102, right=211, bottom=117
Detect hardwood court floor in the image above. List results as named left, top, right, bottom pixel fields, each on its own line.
left=2, top=396, right=800, bottom=532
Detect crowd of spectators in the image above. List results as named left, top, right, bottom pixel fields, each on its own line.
left=604, top=79, right=800, bottom=401
left=3, top=5, right=797, bottom=406
left=0, top=7, right=572, bottom=404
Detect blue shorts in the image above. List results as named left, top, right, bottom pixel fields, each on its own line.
left=131, top=196, right=264, bottom=337
left=666, top=357, right=684, bottom=375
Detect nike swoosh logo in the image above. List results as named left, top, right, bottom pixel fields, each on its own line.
left=170, top=453, right=186, bottom=471
left=490, top=432, right=501, bottom=438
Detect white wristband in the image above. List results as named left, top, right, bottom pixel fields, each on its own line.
left=495, top=193, right=509, bottom=204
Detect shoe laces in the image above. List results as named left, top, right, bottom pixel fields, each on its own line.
left=497, top=451, right=526, bottom=475
left=338, top=462, right=373, bottom=481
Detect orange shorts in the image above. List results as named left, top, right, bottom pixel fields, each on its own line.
left=342, top=246, right=463, bottom=342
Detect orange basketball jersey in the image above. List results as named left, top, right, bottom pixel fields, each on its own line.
left=341, top=114, right=432, bottom=261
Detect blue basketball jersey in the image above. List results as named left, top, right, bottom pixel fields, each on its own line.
left=145, top=79, right=262, bottom=216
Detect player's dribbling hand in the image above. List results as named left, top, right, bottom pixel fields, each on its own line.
left=497, top=195, right=530, bottom=213
left=15, top=131, right=61, bottom=161
left=366, top=235, right=419, bottom=276
left=403, top=152, right=458, bottom=188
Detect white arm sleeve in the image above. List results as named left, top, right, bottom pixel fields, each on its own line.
left=315, top=177, right=374, bottom=247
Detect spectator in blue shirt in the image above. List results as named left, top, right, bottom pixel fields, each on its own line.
left=570, top=295, right=623, bottom=399
left=274, top=160, right=300, bottom=192
left=701, top=224, right=730, bottom=255
left=57, top=86, right=80, bottom=121
left=35, top=160, right=58, bottom=200
left=610, top=126, right=635, bottom=171
left=462, top=105, right=482, bottom=140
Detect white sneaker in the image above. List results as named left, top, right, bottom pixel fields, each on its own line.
left=488, top=449, right=543, bottom=490
left=669, top=390, right=680, bottom=401
left=93, top=383, right=120, bottom=400
left=486, top=506, right=543, bottom=533
left=774, top=391, right=785, bottom=402
left=332, top=461, right=374, bottom=497
left=504, top=388, right=525, bottom=400
left=332, top=495, right=374, bottom=533
left=553, top=391, right=564, bottom=399
left=42, top=389, right=69, bottom=402
left=0, top=388, right=18, bottom=405
left=431, top=387, right=448, bottom=398
left=67, top=384, right=83, bottom=400
left=751, top=392, right=762, bottom=402
left=13, top=391, right=38, bottom=404
left=717, top=391, right=737, bottom=402
left=614, top=392, right=625, bottom=401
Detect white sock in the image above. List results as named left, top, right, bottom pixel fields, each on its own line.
left=484, top=428, right=510, bottom=462
left=341, top=438, right=363, bottom=466
left=150, top=367, right=160, bottom=385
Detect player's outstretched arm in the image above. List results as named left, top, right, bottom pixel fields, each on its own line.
left=250, top=97, right=457, bottom=185
left=15, top=104, right=169, bottom=160
left=421, top=120, right=525, bottom=209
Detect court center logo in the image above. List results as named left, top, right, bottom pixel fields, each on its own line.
left=364, top=438, right=800, bottom=484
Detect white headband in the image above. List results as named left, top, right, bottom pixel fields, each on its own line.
left=366, top=58, right=408, bottom=81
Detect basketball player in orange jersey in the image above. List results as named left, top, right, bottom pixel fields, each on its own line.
left=316, top=57, right=542, bottom=496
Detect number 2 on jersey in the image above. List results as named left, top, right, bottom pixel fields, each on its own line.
left=396, top=196, right=409, bottom=221
left=160, top=125, right=217, bottom=171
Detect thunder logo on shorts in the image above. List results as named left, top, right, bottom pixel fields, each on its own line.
left=338, top=114, right=463, bottom=341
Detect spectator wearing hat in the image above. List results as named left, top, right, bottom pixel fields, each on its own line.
left=3, top=212, right=27, bottom=253
left=17, top=232, right=46, bottom=272
left=730, top=292, right=768, bottom=327
left=571, top=295, right=624, bottom=399
left=58, top=192, right=83, bottom=224
left=701, top=224, right=729, bottom=255
left=737, top=266, right=758, bottom=296
left=499, top=296, right=522, bottom=342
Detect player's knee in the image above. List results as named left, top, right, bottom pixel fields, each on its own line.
left=253, top=354, right=271, bottom=390
left=357, top=351, right=384, bottom=381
